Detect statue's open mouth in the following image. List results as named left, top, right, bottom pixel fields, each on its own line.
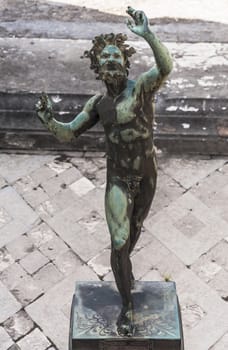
left=99, top=62, right=127, bottom=83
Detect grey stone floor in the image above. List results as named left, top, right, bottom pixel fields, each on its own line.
left=0, top=152, right=228, bottom=350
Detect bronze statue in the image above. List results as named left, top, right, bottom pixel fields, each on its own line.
left=36, top=7, right=172, bottom=337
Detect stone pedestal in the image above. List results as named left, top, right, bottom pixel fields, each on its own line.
left=69, top=281, right=184, bottom=350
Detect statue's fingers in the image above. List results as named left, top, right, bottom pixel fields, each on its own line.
left=36, top=98, right=45, bottom=110
left=126, top=18, right=134, bottom=29
left=135, top=11, right=146, bottom=25
left=41, top=91, right=48, bottom=98
left=126, top=6, right=135, bottom=16
left=46, top=97, right=52, bottom=107
left=40, top=92, right=48, bottom=104
left=35, top=101, right=41, bottom=110
left=136, top=11, right=142, bottom=21
left=40, top=96, right=46, bottom=106
left=126, top=6, right=137, bottom=21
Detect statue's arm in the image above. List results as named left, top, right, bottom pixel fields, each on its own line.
left=138, top=31, right=173, bottom=93
left=36, top=94, right=101, bottom=142
left=126, top=7, right=173, bottom=94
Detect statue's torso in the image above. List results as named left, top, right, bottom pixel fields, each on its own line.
left=96, top=80, right=156, bottom=176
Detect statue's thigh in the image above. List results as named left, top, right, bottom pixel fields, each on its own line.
left=105, top=183, right=133, bottom=250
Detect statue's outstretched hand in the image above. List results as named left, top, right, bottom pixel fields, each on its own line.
left=126, top=6, right=149, bottom=37
left=35, top=92, right=53, bottom=124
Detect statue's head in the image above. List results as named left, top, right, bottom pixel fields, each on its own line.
left=83, top=33, right=136, bottom=82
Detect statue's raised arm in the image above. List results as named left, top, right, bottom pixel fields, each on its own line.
left=126, top=6, right=173, bottom=94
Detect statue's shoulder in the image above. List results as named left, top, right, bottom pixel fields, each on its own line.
left=84, top=94, right=103, bottom=112
left=128, top=79, right=136, bottom=88
left=87, top=94, right=103, bottom=105
left=90, top=94, right=104, bottom=103
left=126, top=79, right=136, bottom=96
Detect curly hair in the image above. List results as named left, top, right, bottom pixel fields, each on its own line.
left=83, top=33, right=136, bottom=78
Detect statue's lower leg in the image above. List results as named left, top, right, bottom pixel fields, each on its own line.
left=111, top=243, right=135, bottom=336
left=129, top=221, right=142, bottom=290
left=129, top=221, right=142, bottom=256
left=116, top=301, right=134, bottom=336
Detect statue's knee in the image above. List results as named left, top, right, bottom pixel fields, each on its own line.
left=112, top=229, right=129, bottom=251
left=112, top=237, right=127, bottom=251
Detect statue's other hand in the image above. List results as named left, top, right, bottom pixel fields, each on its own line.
left=35, top=92, right=53, bottom=124
left=126, top=6, right=149, bottom=37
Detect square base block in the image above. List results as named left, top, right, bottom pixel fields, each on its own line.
left=69, top=281, right=184, bottom=350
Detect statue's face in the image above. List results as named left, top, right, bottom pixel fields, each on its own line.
left=99, top=45, right=124, bottom=67
left=98, top=45, right=126, bottom=79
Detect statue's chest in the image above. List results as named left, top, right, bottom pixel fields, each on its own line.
left=97, top=95, right=138, bottom=128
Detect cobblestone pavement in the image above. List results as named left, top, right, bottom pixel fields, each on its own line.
left=0, top=152, right=228, bottom=350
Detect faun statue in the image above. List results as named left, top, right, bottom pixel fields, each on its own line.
left=36, top=6, right=173, bottom=336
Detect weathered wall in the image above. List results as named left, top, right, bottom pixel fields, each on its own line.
left=0, top=0, right=228, bottom=153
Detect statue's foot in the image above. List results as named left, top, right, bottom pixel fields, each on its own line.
left=117, top=305, right=134, bottom=337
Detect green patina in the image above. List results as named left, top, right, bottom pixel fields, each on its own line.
left=105, top=184, right=130, bottom=250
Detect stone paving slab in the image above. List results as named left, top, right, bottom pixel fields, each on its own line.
left=17, top=328, right=51, bottom=350
left=0, top=327, right=14, bottom=350
left=0, top=154, right=55, bottom=183
left=0, top=153, right=227, bottom=350
left=158, top=156, right=226, bottom=189
left=0, top=263, right=28, bottom=291
left=0, top=281, right=21, bottom=324
left=0, top=249, right=14, bottom=273
left=145, top=191, right=228, bottom=266
left=11, top=275, right=43, bottom=307
left=3, top=310, right=34, bottom=341
left=131, top=234, right=186, bottom=281
left=6, top=235, right=35, bottom=261
left=211, top=332, right=228, bottom=350
left=190, top=163, right=228, bottom=223
left=175, top=269, right=228, bottom=350
left=26, top=268, right=98, bottom=350
left=0, top=187, right=39, bottom=248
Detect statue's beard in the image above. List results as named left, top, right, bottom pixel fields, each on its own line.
left=99, top=63, right=127, bottom=86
